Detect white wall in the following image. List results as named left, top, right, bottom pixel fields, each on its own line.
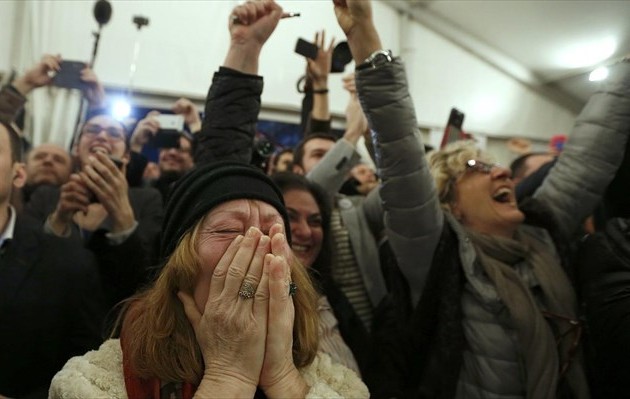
left=401, top=20, right=577, bottom=140
left=0, top=0, right=577, bottom=143
left=0, top=0, right=17, bottom=77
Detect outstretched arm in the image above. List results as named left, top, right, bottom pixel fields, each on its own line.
left=534, top=59, right=630, bottom=239
left=307, top=92, right=368, bottom=194
left=304, top=30, right=335, bottom=135
left=334, top=0, right=443, bottom=306
left=0, top=55, right=61, bottom=122
left=194, top=0, right=283, bottom=165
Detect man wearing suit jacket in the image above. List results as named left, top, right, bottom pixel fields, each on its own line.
left=0, top=121, right=105, bottom=398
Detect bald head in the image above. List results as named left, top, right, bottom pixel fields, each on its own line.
left=26, top=143, right=72, bottom=187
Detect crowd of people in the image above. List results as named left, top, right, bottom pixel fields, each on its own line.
left=1, top=0, right=629, bottom=398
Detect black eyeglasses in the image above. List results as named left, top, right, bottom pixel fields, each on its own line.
left=83, top=124, right=125, bottom=142
left=542, top=310, right=583, bottom=377
left=465, top=159, right=499, bottom=174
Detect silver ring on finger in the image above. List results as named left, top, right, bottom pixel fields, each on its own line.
left=238, top=282, right=256, bottom=299
left=289, top=282, right=297, bottom=297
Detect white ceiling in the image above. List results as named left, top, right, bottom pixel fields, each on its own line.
left=382, top=0, right=630, bottom=113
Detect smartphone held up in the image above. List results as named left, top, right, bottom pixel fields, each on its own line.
left=149, top=114, right=185, bottom=149
left=440, top=108, right=466, bottom=149
left=295, top=38, right=319, bottom=60
left=51, top=60, right=88, bottom=91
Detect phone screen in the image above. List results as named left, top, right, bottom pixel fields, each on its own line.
left=440, top=108, right=465, bottom=149
left=155, top=114, right=184, bottom=132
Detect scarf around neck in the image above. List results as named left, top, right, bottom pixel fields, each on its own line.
left=466, top=226, right=589, bottom=399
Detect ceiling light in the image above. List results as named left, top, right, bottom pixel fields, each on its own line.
left=557, top=37, right=616, bottom=68
left=589, top=67, right=609, bottom=82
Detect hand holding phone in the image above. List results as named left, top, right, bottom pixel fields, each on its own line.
left=440, top=108, right=465, bottom=149
left=295, top=38, right=319, bottom=60
left=149, top=114, right=184, bottom=149
left=51, top=60, right=88, bottom=90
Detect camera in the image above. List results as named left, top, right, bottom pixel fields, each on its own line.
left=251, top=136, right=276, bottom=172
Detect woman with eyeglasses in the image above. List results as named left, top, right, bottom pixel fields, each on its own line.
left=334, top=0, right=630, bottom=398
left=24, top=112, right=163, bottom=310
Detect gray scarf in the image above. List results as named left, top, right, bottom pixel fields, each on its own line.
left=467, top=227, right=589, bottom=399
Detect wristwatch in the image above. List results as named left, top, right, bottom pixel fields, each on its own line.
left=356, top=49, right=393, bottom=71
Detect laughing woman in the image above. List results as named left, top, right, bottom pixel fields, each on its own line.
left=331, top=0, right=630, bottom=398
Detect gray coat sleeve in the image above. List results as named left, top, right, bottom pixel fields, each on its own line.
left=356, top=59, right=444, bottom=306
left=534, top=60, right=630, bottom=239
left=307, top=139, right=384, bottom=234
left=307, top=138, right=361, bottom=195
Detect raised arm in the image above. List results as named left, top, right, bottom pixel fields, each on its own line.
left=304, top=30, right=335, bottom=135
left=194, top=0, right=283, bottom=165
left=307, top=93, right=368, bottom=194
left=335, top=0, right=443, bottom=305
left=534, top=59, right=630, bottom=239
left=0, top=55, right=61, bottom=122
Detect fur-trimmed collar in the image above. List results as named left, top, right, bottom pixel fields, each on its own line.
left=49, top=339, right=369, bottom=398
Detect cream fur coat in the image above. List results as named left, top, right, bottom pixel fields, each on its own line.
left=49, top=339, right=369, bottom=398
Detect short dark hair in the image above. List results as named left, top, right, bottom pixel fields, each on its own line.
left=293, top=133, right=338, bottom=169
left=273, top=148, right=294, bottom=167
left=0, top=121, right=24, bottom=163
left=510, top=152, right=549, bottom=179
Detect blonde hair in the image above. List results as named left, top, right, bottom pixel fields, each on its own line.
left=120, top=219, right=320, bottom=384
left=427, top=140, right=493, bottom=211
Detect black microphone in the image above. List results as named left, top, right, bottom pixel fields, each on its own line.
left=90, top=0, right=112, bottom=67
left=93, top=0, right=112, bottom=27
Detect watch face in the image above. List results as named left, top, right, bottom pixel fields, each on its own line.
left=373, top=53, right=392, bottom=66
left=357, top=50, right=393, bottom=71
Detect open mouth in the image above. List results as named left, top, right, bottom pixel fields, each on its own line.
left=492, top=187, right=513, bottom=204
left=90, top=146, right=111, bottom=155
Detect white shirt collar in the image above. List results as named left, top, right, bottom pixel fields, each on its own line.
left=0, top=205, right=17, bottom=247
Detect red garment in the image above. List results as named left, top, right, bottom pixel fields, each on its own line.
left=120, top=332, right=195, bottom=399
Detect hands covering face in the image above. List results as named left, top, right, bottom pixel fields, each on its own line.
left=178, top=224, right=298, bottom=396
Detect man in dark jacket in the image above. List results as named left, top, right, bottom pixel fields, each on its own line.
left=577, top=217, right=630, bottom=398
left=0, top=120, right=105, bottom=398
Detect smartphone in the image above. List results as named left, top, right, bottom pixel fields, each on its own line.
left=440, top=108, right=465, bottom=149
left=155, top=114, right=184, bottom=132
left=52, top=60, right=87, bottom=90
left=149, top=114, right=184, bottom=148
left=89, top=155, right=124, bottom=203
left=295, top=38, right=318, bottom=60
left=109, top=155, right=124, bottom=170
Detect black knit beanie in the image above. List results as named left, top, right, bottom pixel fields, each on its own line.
left=160, top=161, right=291, bottom=259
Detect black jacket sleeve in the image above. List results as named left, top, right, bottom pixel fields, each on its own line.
left=194, top=67, right=263, bottom=165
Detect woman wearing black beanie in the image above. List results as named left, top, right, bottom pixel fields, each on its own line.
left=49, top=0, right=369, bottom=396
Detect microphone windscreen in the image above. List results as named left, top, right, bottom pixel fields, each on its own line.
left=93, top=0, right=112, bottom=26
